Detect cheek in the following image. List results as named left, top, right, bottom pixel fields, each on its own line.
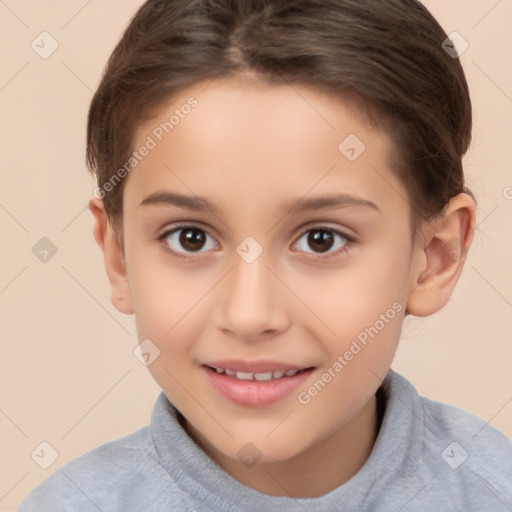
left=127, top=251, right=218, bottom=376
left=303, top=249, right=408, bottom=338
left=127, top=259, right=208, bottom=400
left=295, top=299, right=404, bottom=434
left=126, top=237, right=193, bottom=321
left=294, top=241, right=408, bottom=393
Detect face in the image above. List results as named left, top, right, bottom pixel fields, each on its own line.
left=119, top=76, right=420, bottom=464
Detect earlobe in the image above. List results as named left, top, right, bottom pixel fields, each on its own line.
left=406, top=193, right=476, bottom=317
left=89, top=198, right=134, bottom=315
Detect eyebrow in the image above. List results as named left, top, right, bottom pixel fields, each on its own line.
left=140, top=191, right=380, bottom=215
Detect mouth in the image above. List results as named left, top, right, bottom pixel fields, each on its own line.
left=201, top=362, right=316, bottom=407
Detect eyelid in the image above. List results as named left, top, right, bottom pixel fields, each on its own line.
left=157, top=222, right=219, bottom=248
left=295, top=221, right=356, bottom=241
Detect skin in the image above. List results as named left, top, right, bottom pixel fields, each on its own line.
left=90, top=76, right=475, bottom=498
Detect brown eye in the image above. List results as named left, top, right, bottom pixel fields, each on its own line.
left=162, top=225, right=218, bottom=254
left=179, top=228, right=207, bottom=251
left=307, top=230, right=335, bottom=253
left=293, top=227, right=350, bottom=257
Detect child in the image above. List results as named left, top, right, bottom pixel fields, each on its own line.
left=19, top=0, right=512, bottom=510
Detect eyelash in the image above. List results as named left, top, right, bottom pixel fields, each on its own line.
left=157, top=223, right=355, bottom=263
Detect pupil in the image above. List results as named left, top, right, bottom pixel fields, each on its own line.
left=308, top=230, right=333, bottom=253
left=180, top=229, right=205, bottom=251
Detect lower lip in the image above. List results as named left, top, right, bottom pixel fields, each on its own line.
left=201, top=366, right=314, bottom=407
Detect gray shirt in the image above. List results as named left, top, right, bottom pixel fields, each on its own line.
left=18, top=369, right=512, bottom=511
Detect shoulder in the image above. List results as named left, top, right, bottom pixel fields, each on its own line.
left=381, top=371, right=512, bottom=509
left=419, top=392, right=512, bottom=494
left=18, top=425, right=166, bottom=511
left=420, top=391, right=511, bottom=451
left=384, top=369, right=512, bottom=507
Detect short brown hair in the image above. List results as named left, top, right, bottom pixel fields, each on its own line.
left=86, top=0, right=473, bottom=238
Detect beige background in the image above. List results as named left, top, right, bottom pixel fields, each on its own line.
left=1, top=0, right=511, bottom=509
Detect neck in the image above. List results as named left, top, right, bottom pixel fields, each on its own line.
left=182, top=390, right=383, bottom=498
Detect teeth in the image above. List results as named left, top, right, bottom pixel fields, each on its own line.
left=254, top=371, right=272, bottom=381
left=236, top=371, right=254, bottom=380
left=211, top=366, right=302, bottom=380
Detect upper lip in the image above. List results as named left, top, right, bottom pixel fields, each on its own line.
left=203, top=360, right=313, bottom=373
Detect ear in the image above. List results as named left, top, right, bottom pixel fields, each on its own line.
left=89, top=198, right=134, bottom=315
left=406, top=192, right=476, bottom=317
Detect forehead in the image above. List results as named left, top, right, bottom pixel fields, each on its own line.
left=125, top=77, right=405, bottom=221
left=135, top=76, right=381, bottom=155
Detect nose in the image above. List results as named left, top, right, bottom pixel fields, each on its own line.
left=215, top=250, right=290, bottom=342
